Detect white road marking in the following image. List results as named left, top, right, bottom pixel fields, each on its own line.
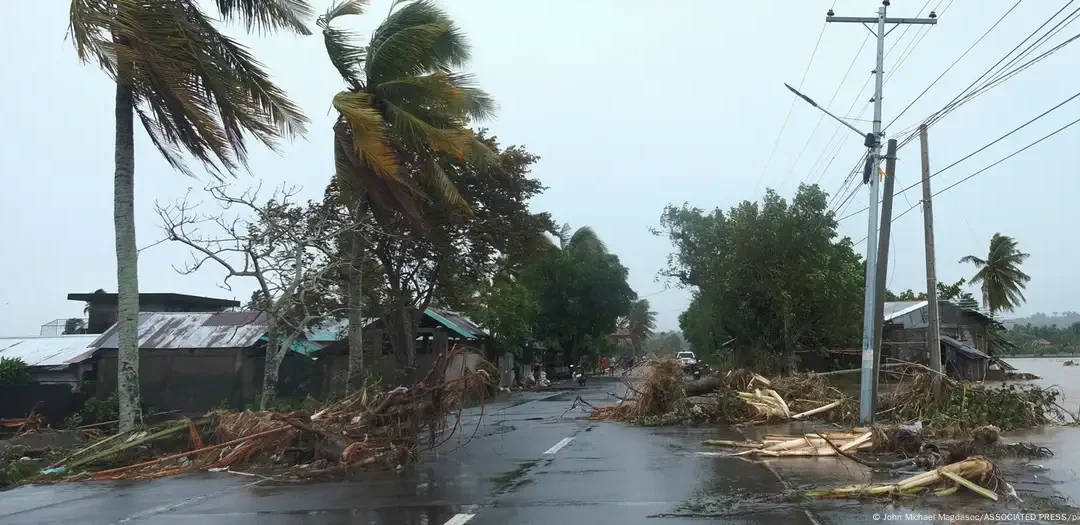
left=443, top=513, right=476, bottom=525
left=543, top=437, right=574, bottom=455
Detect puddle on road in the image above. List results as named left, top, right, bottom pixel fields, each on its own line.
left=490, top=461, right=537, bottom=495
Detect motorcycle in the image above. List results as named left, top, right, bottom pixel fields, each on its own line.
left=571, top=364, right=586, bottom=386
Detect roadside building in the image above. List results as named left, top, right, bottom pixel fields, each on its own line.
left=88, top=311, right=317, bottom=412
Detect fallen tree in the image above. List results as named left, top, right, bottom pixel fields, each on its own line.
left=31, top=347, right=491, bottom=483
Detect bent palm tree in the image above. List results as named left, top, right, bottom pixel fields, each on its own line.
left=319, top=0, right=495, bottom=388
left=959, top=233, right=1031, bottom=315
left=625, top=299, right=657, bottom=354
left=70, top=0, right=310, bottom=431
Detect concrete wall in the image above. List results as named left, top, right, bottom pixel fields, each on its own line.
left=95, top=347, right=264, bottom=412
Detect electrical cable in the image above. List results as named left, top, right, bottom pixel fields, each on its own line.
left=885, top=0, right=1023, bottom=131
left=894, top=0, right=1079, bottom=149
left=786, top=33, right=872, bottom=186
left=854, top=112, right=1080, bottom=245
left=755, top=22, right=828, bottom=190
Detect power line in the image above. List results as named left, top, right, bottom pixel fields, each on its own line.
left=843, top=88, right=1080, bottom=222
left=895, top=0, right=1080, bottom=149
left=882, top=0, right=950, bottom=85
left=855, top=111, right=1080, bottom=245
left=787, top=33, right=872, bottom=186
left=755, top=22, right=828, bottom=190
left=886, top=0, right=1023, bottom=131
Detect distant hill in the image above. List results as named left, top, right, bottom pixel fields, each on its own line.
left=1004, top=311, right=1080, bottom=328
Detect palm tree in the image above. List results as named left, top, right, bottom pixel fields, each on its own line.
left=959, top=233, right=1032, bottom=314
left=625, top=299, right=657, bottom=354
left=318, top=0, right=495, bottom=388
left=69, top=0, right=311, bottom=431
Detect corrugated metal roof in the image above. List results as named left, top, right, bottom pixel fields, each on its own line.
left=884, top=301, right=927, bottom=321
left=0, top=335, right=98, bottom=366
left=306, top=318, right=378, bottom=342
left=426, top=308, right=486, bottom=340
left=941, top=335, right=990, bottom=360
left=91, top=312, right=269, bottom=349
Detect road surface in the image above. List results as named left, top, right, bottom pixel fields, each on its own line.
left=0, top=376, right=992, bottom=524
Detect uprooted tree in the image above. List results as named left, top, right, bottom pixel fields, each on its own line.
left=657, top=184, right=863, bottom=373
left=157, top=184, right=362, bottom=408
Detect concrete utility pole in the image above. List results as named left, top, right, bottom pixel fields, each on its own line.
left=919, top=124, right=944, bottom=396
left=826, top=1, right=937, bottom=424
left=870, top=139, right=898, bottom=415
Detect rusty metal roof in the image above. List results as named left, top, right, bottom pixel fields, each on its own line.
left=90, top=312, right=269, bottom=350
left=0, top=335, right=98, bottom=366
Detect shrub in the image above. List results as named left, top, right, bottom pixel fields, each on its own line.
left=0, top=357, right=30, bottom=387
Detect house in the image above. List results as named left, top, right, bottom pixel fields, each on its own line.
left=882, top=300, right=1001, bottom=380
left=0, top=335, right=98, bottom=389
left=312, top=307, right=492, bottom=392
left=88, top=311, right=317, bottom=412
left=67, top=291, right=240, bottom=335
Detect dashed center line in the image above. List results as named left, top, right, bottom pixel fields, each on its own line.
left=443, top=513, right=476, bottom=525
left=543, top=437, right=574, bottom=455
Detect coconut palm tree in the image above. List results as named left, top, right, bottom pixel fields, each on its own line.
left=625, top=299, right=657, bottom=354
left=959, top=233, right=1031, bottom=315
left=69, top=0, right=311, bottom=431
left=318, top=0, right=495, bottom=389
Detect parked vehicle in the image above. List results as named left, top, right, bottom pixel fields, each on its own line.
left=676, top=351, right=701, bottom=379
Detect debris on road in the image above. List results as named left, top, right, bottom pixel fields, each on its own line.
left=805, top=456, right=1013, bottom=501
left=703, top=430, right=873, bottom=457
left=15, top=347, right=491, bottom=485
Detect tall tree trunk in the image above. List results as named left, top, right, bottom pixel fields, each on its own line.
left=346, top=201, right=368, bottom=393
left=113, top=69, right=142, bottom=432
left=261, top=318, right=284, bottom=410
left=387, top=305, right=417, bottom=381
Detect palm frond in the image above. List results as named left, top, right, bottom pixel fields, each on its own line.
left=69, top=0, right=118, bottom=73
left=366, top=0, right=469, bottom=83
left=558, top=224, right=573, bottom=250
left=318, top=1, right=369, bottom=89
left=213, top=0, right=313, bottom=35
left=958, top=255, right=986, bottom=267
left=568, top=226, right=608, bottom=254
left=384, top=102, right=472, bottom=158
left=71, top=0, right=309, bottom=176
left=333, top=92, right=399, bottom=177
left=425, top=158, right=469, bottom=210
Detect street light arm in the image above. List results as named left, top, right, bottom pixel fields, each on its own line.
left=784, top=83, right=866, bottom=137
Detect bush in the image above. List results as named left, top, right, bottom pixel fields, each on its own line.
left=79, top=394, right=120, bottom=425
left=0, top=357, right=30, bottom=387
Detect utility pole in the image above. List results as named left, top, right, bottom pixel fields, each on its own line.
left=919, top=124, right=943, bottom=396
left=826, top=1, right=937, bottom=424
left=870, top=139, right=898, bottom=415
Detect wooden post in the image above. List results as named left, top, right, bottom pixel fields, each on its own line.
left=870, top=139, right=898, bottom=416
left=920, top=124, right=944, bottom=396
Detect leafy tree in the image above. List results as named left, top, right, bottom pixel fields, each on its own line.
left=0, top=357, right=30, bottom=387
left=318, top=0, right=495, bottom=387
left=63, top=318, right=87, bottom=335
left=960, top=233, right=1031, bottom=314
left=645, top=331, right=683, bottom=356
left=620, top=299, right=657, bottom=354
left=69, top=0, right=311, bottom=431
left=529, top=225, right=636, bottom=365
left=884, top=279, right=977, bottom=308
left=469, top=268, right=539, bottom=356
left=658, top=184, right=863, bottom=373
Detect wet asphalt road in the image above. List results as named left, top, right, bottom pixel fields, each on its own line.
left=1, top=377, right=964, bottom=525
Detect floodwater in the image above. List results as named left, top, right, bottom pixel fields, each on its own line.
left=1000, top=357, right=1080, bottom=505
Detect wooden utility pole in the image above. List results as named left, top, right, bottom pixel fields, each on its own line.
left=919, top=124, right=943, bottom=395
left=870, top=138, right=898, bottom=417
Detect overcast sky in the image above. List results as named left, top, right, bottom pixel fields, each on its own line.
left=1, top=0, right=1076, bottom=337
